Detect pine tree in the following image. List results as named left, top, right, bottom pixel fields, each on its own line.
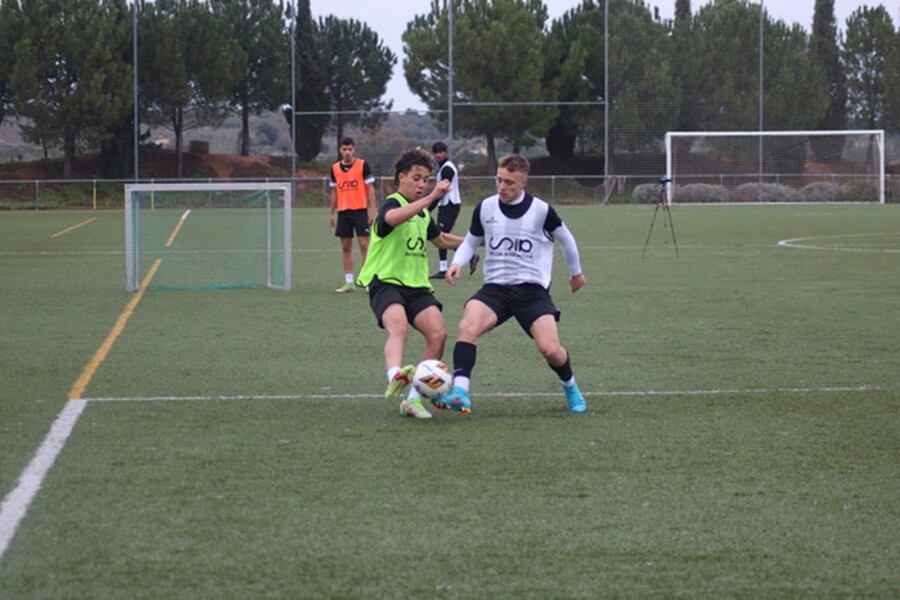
left=810, top=0, right=846, bottom=161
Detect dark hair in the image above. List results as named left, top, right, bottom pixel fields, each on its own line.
left=431, top=141, right=448, bottom=153
left=393, top=148, right=435, bottom=184
left=498, top=154, right=530, bottom=175
left=339, top=137, right=355, bottom=147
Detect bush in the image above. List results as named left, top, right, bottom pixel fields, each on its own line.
left=673, top=183, right=729, bottom=203
left=729, top=182, right=798, bottom=203
left=631, top=182, right=663, bottom=204
left=839, top=180, right=878, bottom=202
left=798, top=181, right=840, bottom=202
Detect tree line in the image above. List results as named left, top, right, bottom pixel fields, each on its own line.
left=0, top=0, right=896, bottom=179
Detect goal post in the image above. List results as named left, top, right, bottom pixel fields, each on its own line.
left=125, top=182, right=292, bottom=292
left=664, top=130, right=885, bottom=204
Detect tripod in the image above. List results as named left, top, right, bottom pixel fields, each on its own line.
left=642, top=177, right=679, bottom=258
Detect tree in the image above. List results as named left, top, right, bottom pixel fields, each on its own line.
left=691, top=0, right=826, bottom=131
left=885, top=22, right=900, bottom=132
left=405, top=0, right=556, bottom=169
left=211, top=0, right=290, bottom=156
left=842, top=5, right=897, bottom=129
left=99, top=0, right=137, bottom=178
left=285, top=0, right=329, bottom=161
left=138, top=0, right=244, bottom=177
left=316, top=15, right=395, bottom=155
left=809, top=0, right=846, bottom=161
left=10, top=0, right=133, bottom=178
left=672, top=0, right=700, bottom=131
left=605, top=0, right=678, bottom=154
left=543, top=1, right=601, bottom=158
left=0, top=0, right=23, bottom=129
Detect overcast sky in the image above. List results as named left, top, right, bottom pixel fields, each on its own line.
left=307, top=1, right=891, bottom=111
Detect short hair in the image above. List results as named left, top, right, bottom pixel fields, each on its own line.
left=498, top=154, right=530, bottom=175
left=393, top=148, right=435, bottom=183
left=339, top=137, right=355, bottom=147
left=431, top=141, right=448, bottom=153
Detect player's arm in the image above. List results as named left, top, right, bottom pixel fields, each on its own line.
left=385, top=179, right=451, bottom=227
left=366, top=182, right=377, bottom=225
left=328, top=185, right=338, bottom=227
left=446, top=232, right=482, bottom=285
left=432, top=231, right=464, bottom=250
left=362, top=162, right=377, bottom=224
left=552, top=223, right=585, bottom=292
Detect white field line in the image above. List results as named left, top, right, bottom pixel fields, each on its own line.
left=85, top=384, right=879, bottom=403
left=0, top=399, right=87, bottom=561
left=778, top=233, right=900, bottom=253
left=0, top=383, right=881, bottom=562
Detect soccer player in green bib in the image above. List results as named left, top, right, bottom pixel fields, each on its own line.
left=357, top=148, right=464, bottom=419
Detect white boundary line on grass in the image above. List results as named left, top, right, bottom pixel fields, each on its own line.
left=0, top=383, right=881, bottom=562
left=0, top=399, right=87, bottom=560
left=778, top=233, right=900, bottom=253
left=86, top=384, right=878, bottom=403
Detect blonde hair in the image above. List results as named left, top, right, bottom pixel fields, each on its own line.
left=498, top=154, right=530, bottom=175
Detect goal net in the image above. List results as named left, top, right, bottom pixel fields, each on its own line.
left=125, top=182, right=292, bottom=292
left=664, top=130, right=885, bottom=204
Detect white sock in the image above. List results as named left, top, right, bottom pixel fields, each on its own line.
left=387, top=366, right=400, bottom=383
left=454, top=375, right=470, bottom=392
left=439, top=260, right=448, bottom=271
left=562, top=377, right=576, bottom=387
left=345, top=273, right=354, bottom=284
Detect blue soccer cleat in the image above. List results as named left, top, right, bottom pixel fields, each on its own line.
left=431, top=385, right=472, bottom=414
left=564, top=383, right=587, bottom=413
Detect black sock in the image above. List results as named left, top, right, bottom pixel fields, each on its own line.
left=453, top=341, right=477, bottom=378
left=550, top=353, right=573, bottom=382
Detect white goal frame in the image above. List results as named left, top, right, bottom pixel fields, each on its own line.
left=664, top=130, right=885, bottom=204
left=124, top=181, right=292, bottom=292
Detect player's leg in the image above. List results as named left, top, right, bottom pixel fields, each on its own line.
left=354, top=210, right=371, bottom=265
left=358, top=235, right=370, bottom=265
left=431, top=204, right=460, bottom=278
left=433, top=299, right=498, bottom=413
left=380, top=303, right=417, bottom=406
left=334, top=212, right=356, bottom=292
left=336, top=230, right=355, bottom=293
left=411, top=304, right=447, bottom=361
left=530, top=315, right=587, bottom=413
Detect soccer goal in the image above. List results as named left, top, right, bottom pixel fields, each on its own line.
left=664, top=130, right=885, bottom=204
left=125, top=182, right=292, bottom=292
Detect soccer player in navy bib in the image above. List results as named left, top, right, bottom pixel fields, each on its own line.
left=440, top=154, right=588, bottom=414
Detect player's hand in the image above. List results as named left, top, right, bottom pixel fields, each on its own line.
left=433, top=179, right=451, bottom=196
left=445, top=264, right=462, bottom=286
left=569, top=273, right=586, bottom=292
left=328, top=215, right=335, bottom=227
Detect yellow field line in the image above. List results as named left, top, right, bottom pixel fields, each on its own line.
left=68, top=258, right=162, bottom=400
left=165, top=209, right=191, bottom=247
left=50, top=217, right=97, bottom=239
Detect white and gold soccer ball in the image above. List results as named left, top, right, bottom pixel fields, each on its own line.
left=412, top=359, right=453, bottom=399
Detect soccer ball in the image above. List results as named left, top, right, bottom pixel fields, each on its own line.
left=413, top=359, right=453, bottom=399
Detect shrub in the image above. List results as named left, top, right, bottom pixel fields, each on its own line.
left=798, top=181, right=840, bottom=202
left=729, top=182, right=798, bottom=203
left=673, top=183, right=729, bottom=203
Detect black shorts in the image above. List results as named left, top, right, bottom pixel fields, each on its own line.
left=368, top=278, right=443, bottom=329
left=469, top=283, right=559, bottom=336
left=435, top=203, right=461, bottom=233
left=335, top=209, right=370, bottom=238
